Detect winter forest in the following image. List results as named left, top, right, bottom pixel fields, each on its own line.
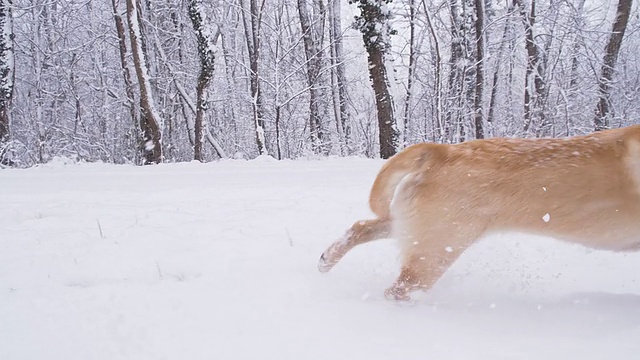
left=0, top=0, right=637, bottom=166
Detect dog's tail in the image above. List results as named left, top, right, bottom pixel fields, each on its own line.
left=369, top=143, right=441, bottom=219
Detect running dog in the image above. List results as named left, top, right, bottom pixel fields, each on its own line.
left=318, top=125, right=640, bottom=300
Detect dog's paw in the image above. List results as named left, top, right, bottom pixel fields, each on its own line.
left=384, top=287, right=412, bottom=302
left=317, top=252, right=334, bottom=273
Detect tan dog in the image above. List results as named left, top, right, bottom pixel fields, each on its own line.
left=318, top=125, right=640, bottom=300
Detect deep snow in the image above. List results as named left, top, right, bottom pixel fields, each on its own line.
left=1, top=157, right=640, bottom=359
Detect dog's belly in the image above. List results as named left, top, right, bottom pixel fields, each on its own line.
left=554, top=227, right=640, bottom=252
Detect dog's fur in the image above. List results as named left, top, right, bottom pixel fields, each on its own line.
left=318, top=125, right=640, bottom=300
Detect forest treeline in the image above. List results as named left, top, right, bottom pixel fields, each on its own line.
left=0, top=0, right=637, bottom=166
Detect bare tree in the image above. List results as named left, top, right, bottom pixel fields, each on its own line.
left=328, top=0, right=350, bottom=154
left=241, top=0, right=268, bottom=156
left=514, top=0, right=548, bottom=135
left=112, top=0, right=139, bottom=164
left=188, top=0, right=215, bottom=161
left=402, top=0, right=417, bottom=146
left=297, top=0, right=325, bottom=154
left=445, top=0, right=475, bottom=143
left=593, top=0, right=633, bottom=131
left=215, top=2, right=242, bottom=154
left=126, top=0, right=162, bottom=164
left=0, top=0, right=13, bottom=165
left=567, top=0, right=586, bottom=133
left=421, top=0, right=442, bottom=142
left=353, top=0, right=399, bottom=159
left=486, top=5, right=513, bottom=132
left=472, top=0, right=484, bottom=139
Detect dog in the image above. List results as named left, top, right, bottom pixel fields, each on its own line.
left=318, top=125, right=640, bottom=300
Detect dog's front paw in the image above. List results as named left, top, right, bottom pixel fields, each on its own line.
left=317, top=252, right=332, bottom=273
left=317, top=250, right=339, bottom=273
left=317, top=242, right=344, bottom=273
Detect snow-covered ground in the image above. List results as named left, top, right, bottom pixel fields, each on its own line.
left=1, top=157, right=640, bottom=359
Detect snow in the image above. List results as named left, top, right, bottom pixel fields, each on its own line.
left=144, top=140, right=155, bottom=151
left=1, top=157, right=640, bottom=359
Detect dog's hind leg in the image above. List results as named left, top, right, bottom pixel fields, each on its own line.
left=384, top=227, right=482, bottom=301
left=384, top=248, right=462, bottom=301
left=318, top=217, right=391, bottom=273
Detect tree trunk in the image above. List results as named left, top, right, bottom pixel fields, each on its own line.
left=188, top=0, right=216, bottom=162
left=487, top=5, right=514, bottom=133
left=421, top=0, right=442, bottom=142
left=515, top=0, right=547, bottom=135
left=593, top=0, right=632, bottom=131
left=0, top=0, right=13, bottom=165
left=218, top=4, right=240, bottom=149
left=369, top=50, right=398, bottom=159
left=126, top=0, right=162, bottom=164
left=446, top=0, right=474, bottom=143
left=565, top=0, right=586, bottom=136
left=402, top=0, right=416, bottom=146
left=328, top=0, right=350, bottom=154
left=473, top=0, right=485, bottom=139
left=354, top=0, right=399, bottom=159
left=241, top=0, right=267, bottom=156
left=111, top=0, right=139, bottom=164
left=297, top=0, right=325, bottom=154
left=275, top=104, right=282, bottom=159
